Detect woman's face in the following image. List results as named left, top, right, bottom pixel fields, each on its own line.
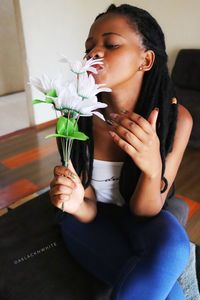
left=85, top=14, right=146, bottom=90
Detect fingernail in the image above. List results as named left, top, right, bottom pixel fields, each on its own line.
left=106, top=119, right=114, bottom=126
left=154, top=107, right=159, bottom=111
left=110, top=113, right=119, bottom=119
left=108, top=131, right=115, bottom=137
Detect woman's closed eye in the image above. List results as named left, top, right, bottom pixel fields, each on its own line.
left=105, top=44, right=120, bottom=49
left=85, top=43, right=120, bottom=54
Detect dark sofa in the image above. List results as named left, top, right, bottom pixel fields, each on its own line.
left=171, top=49, right=200, bottom=149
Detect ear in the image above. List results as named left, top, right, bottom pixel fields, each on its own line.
left=141, top=50, right=155, bottom=72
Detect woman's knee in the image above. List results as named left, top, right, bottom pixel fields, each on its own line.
left=151, top=210, right=190, bottom=267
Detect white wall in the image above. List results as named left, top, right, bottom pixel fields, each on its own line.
left=114, top=0, right=200, bottom=71
left=0, top=0, right=24, bottom=95
left=18, top=0, right=200, bottom=125
left=18, top=0, right=111, bottom=125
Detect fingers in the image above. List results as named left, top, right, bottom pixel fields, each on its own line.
left=115, top=117, right=148, bottom=143
left=129, top=114, right=153, bottom=134
left=110, top=124, right=143, bottom=152
left=109, top=109, right=159, bottom=155
left=147, top=108, right=159, bottom=131
left=109, top=113, right=148, bottom=151
left=54, top=165, right=75, bottom=179
left=109, top=131, right=137, bottom=157
left=50, top=163, right=79, bottom=209
left=50, top=185, right=72, bottom=199
left=50, top=174, right=76, bottom=189
left=110, top=112, right=155, bottom=135
left=53, top=163, right=81, bottom=184
left=50, top=175, right=75, bottom=195
left=50, top=194, right=70, bottom=210
left=50, top=177, right=74, bottom=209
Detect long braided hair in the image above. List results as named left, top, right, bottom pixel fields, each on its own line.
left=69, top=4, right=178, bottom=202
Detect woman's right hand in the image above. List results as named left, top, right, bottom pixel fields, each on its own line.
left=50, top=161, right=85, bottom=214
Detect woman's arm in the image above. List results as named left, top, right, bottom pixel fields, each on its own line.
left=131, top=105, right=193, bottom=216
left=73, top=185, right=97, bottom=223
left=159, top=105, right=193, bottom=203
left=50, top=162, right=97, bottom=223
left=109, top=104, right=193, bottom=217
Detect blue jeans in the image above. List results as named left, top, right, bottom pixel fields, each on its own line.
left=58, top=202, right=190, bottom=300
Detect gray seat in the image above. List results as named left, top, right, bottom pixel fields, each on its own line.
left=164, top=196, right=189, bottom=226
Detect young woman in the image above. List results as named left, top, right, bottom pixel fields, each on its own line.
left=50, top=4, right=193, bottom=300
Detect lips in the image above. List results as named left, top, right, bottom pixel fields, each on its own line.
left=87, top=64, right=104, bottom=77
left=93, top=64, right=103, bottom=71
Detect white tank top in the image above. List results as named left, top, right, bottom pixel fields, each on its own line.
left=91, top=159, right=125, bottom=206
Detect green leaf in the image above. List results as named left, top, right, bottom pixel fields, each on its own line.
left=45, top=131, right=89, bottom=141
left=56, top=116, right=78, bottom=136
left=46, top=117, right=88, bottom=141
left=45, top=133, right=68, bottom=139
left=70, top=118, right=79, bottom=132
left=46, top=89, right=57, bottom=97
left=71, top=131, right=89, bottom=141
left=32, top=99, right=45, bottom=104
left=56, top=116, right=68, bottom=135
left=45, top=97, right=54, bottom=104
left=32, top=98, right=53, bottom=105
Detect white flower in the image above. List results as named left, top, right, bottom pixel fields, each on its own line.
left=78, top=73, right=111, bottom=99
left=60, top=56, right=104, bottom=74
left=53, top=82, right=82, bottom=110
left=52, top=81, right=107, bottom=120
left=29, top=74, right=64, bottom=95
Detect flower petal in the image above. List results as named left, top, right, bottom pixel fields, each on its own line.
left=92, top=111, right=106, bottom=121
left=60, top=56, right=104, bottom=74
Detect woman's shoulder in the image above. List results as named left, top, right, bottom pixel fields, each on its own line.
left=172, top=103, right=193, bottom=151
left=177, top=104, right=193, bottom=132
left=178, top=103, right=193, bottom=123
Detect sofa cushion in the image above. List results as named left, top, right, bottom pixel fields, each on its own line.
left=175, top=87, right=200, bottom=149
left=172, top=49, right=200, bottom=91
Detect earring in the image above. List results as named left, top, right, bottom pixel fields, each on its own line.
left=138, top=65, right=144, bottom=71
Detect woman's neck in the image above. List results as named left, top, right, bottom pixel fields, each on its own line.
left=93, top=79, right=143, bottom=162
left=100, top=77, right=143, bottom=118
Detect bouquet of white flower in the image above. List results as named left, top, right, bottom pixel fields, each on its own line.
left=30, top=57, right=111, bottom=167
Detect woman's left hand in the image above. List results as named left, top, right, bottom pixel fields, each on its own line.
left=109, top=108, right=162, bottom=178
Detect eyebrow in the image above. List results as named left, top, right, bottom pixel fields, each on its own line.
left=86, top=32, right=124, bottom=43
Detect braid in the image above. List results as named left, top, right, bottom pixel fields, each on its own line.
left=97, top=4, right=178, bottom=201
left=70, top=117, right=94, bottom=188
left=69, top=4, right=178, bottom=201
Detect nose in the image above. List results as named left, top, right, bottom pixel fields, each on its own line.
left=87, top=46, right=104, bottom=60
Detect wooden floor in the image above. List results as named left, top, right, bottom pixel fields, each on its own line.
left=0, top=124, right=200, bottom=245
